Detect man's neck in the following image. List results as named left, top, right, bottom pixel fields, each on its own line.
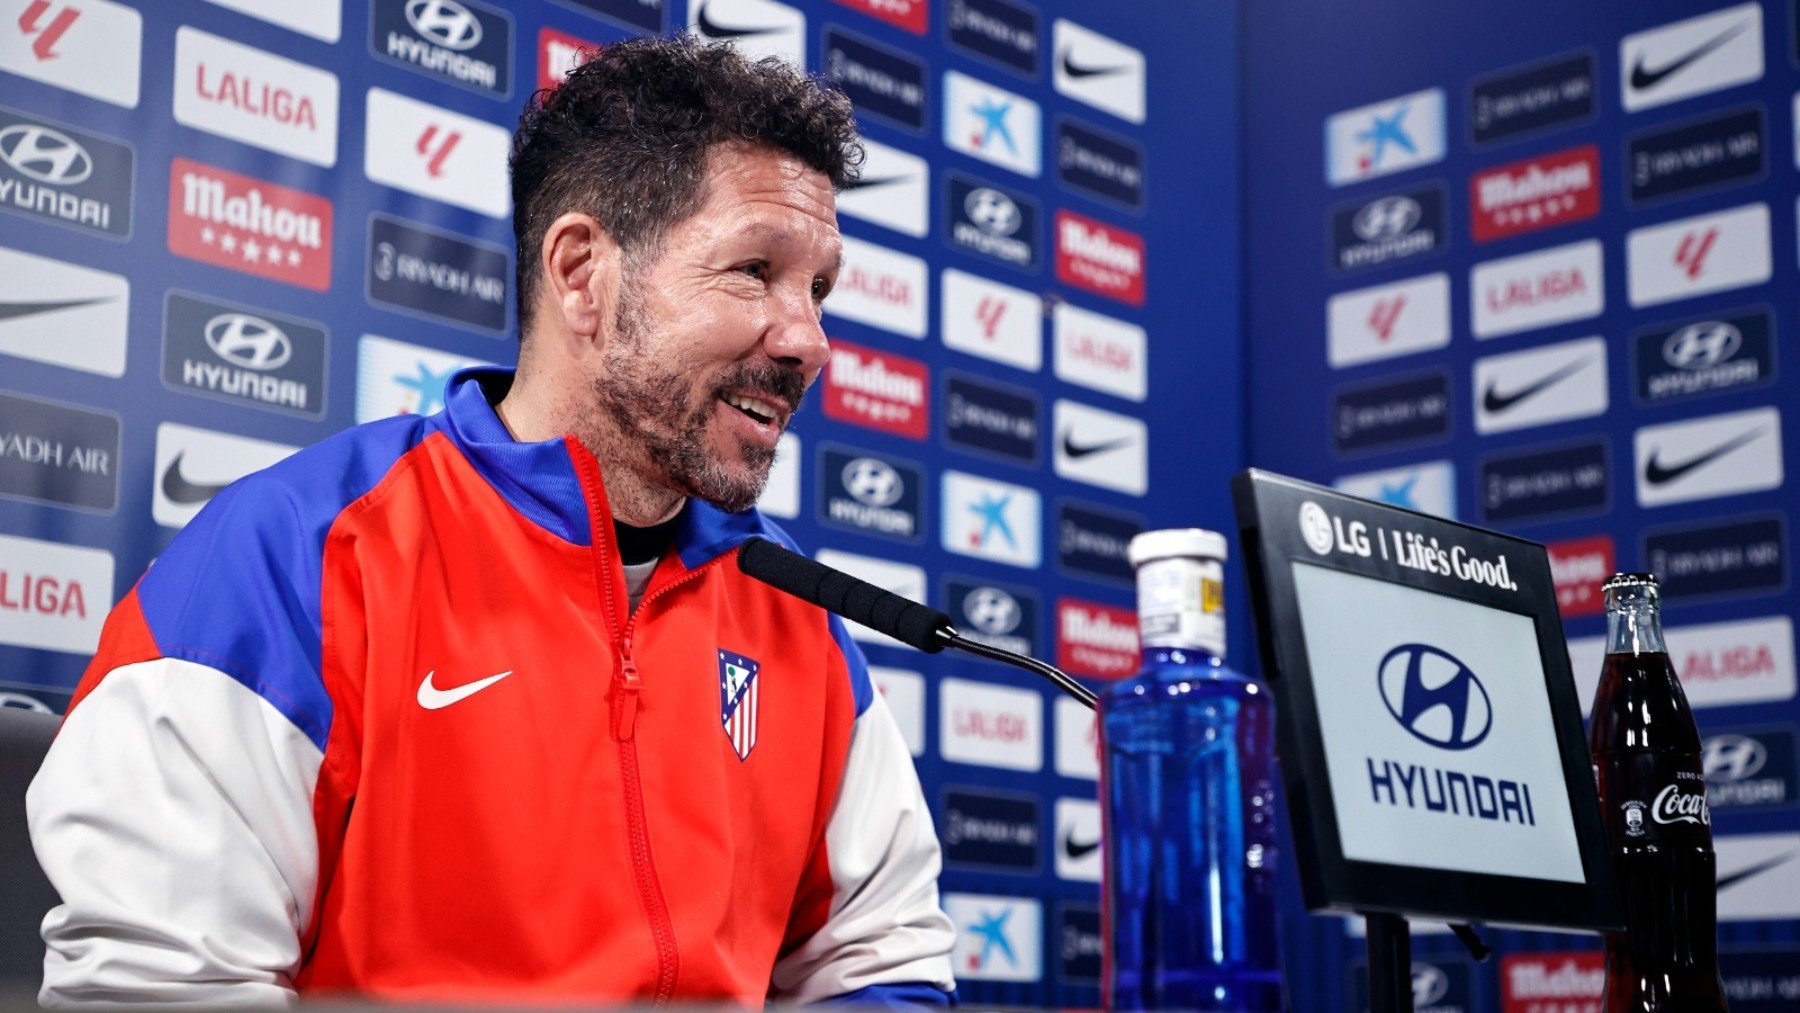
left=495, top=371, right=685, bottom=527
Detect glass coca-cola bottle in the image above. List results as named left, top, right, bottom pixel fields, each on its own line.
left=1588, top=572, right=1727, bottom=1012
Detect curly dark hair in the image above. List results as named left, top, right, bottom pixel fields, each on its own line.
left=509, top=36, right=862, bottom=337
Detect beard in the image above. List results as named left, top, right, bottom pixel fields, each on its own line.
left=590, top=280, right=807, bottom=513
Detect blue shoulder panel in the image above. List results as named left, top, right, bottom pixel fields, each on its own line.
left=818, top=983, right=956, bottom=1008
left=136, top=413, right=431, bottom=753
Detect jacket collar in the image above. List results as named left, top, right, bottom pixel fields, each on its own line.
left=433, top=367, right=785, bottom=565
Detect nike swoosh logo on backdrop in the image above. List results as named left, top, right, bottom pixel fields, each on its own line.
left=417, top=669, right=514, bottom=710
left=160, top=452, right=231, bottom=506
left=1715, top=851, right=1794, bottom=892
left=1059, top=48, right=1130, bottom=79
left=0, top=297, right=113, bottom=322
left=842, top=174, right=911, bottom=191
left=1643, top=427, right=1767, bottom=485
left=1629, top=22, right=1748, bottom=92
left=1060, top=431, right=1133, bottom=459
left=695, top=2, right=779, bottom=39
left=1481, top=358, right=1593, bottom=414
left=1062, top=831, right=1100, bottom=859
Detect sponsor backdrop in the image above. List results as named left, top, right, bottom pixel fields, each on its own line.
left=0, top=0, right=1239, bottom=1007
left=1246, top=0, right=1800, bottom=1009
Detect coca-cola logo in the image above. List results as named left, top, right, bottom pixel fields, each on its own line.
left=1651, top=782, right=1710, bottom=827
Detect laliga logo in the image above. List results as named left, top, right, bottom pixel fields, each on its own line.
left=0, top=124, right=92, bottom=185
left=406, top=0, right=483, bottom=50
left=963, top=586, right=1022, bottom=636
left=842, top=457, right=903, bottom=508
left=1378, top=643, right=1493, bottom=751
left=205, top=313, right=292, bottom=371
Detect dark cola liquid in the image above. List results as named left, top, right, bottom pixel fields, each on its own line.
left=1588, top=650, right=1728, bottom=1013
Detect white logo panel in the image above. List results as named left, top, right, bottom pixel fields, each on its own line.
left=1626, top=202, right=1770, bottom=309
left=814, top=549, right=926, bottom=647
left=870, top=666, right=925, bottom=757
left=1335, top=460, right=1456, bottom=519
left=0, top=246, right=127, bottom=377
left=940, top=677, right=1043, bottom=771
left=943, top=70, right=1041, bottom=177
left=174, top=27, right=340, bottom=167
left=1473, top=336, right=1608, bottom=435
left=364, top=87, right=511, bottom=218
left=1052, top=19, right=1145, bottom=124
left=944, top=893, right=1043, bottom=982
left=756, top=432, right=800, bottom=519
left=837, top=138, right=927, bottom=238
left=828, top=235, right=927, bottom=339
left=1055, top=695, right=1099, bottom=779
left=941, top=268, right=1041, bottom=371
left=1325, top=88, right=1446, bottom=186
left=1715, top=832, right=1800, bottom=920
left=1326, top=273, right=1450, bottom=368
left=1621, top=3, right=1763, bottom=113
left=0, top=533, right=112, bottom=654
left=0, top=0, right=141, bottom=107
left=1054, top=301, right=1145, bottom=401
left=1471, top=239, right=1604, bottom=339
left=1634, top=406, right=1782, bottom=507
left=1054, top=796, right=1102, bottom=882
left=355, top=334, right=500, bottom=422
left=152, top=423, right=299, bottom=529
left=201, top=0, right=341, bottom=41
left=1053, top=399, right=1147, bottom=495
left=686, top=0, right=804, bottom=67
left=941, top=470, right=1041, bottom=568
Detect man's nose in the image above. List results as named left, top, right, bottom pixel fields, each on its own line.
left=766, top=295, right=832, bottom=380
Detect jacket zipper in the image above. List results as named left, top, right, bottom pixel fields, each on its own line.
left=565, top=437, right=733, bottom=1005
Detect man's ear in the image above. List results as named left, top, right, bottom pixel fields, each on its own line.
left=540, top=212, right=624, bottom=351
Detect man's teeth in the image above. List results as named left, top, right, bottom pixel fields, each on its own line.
left=724, top=393, right=777, bottom=424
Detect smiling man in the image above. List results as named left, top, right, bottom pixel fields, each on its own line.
left=27, top=38, right=955, bottom=1007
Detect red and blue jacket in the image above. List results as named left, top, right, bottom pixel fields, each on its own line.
left=27, top=369, right=956, bottom=1006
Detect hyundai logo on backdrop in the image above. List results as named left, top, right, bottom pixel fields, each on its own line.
left=372, top=0, right=513, bottom=97
left=0, top=245, right=129, bottom=378
left=1469, top=51, right=1595, bottom=147
left=163, top=292, right=328, bottom=418
left=1331, top=186, right=1445, bottom=273
left=1643, top=515, right=1786, bottom=602
left=1702, top=728, right=1796, bottom=811
left=0, top=392, right=119, bottom=513
left=0, top=107, right=133, bottom=239
left=0, top=533, right=112, bottom=655
left=825, top=28, right=925, bottom=131
left=946, top=172, right=1039, bottom=270
left=1632, top=309, right=1774, bottom=405
left=945, top=575, right=1038, bottom=657
left=818, top=446, right=923, bottom=542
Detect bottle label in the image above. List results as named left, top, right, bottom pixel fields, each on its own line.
left=1600, top=752, right=1713, bottom=847
left=1136, top=556, right=1225, bottom=655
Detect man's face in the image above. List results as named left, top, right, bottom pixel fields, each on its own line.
left=591, top=143, right=840, bottom=513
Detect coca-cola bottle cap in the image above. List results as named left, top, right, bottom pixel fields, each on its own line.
left=1600, top=572, right=1658, bottom=593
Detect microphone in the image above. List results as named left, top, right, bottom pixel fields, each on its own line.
left=736, top=537, right=1097, bottom=709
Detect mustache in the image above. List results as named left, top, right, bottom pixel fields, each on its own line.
left=713, top=360, right=808, bottom=416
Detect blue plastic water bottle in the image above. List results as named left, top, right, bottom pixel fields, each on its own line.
left=1100, top=528, right=1285, bottom=1011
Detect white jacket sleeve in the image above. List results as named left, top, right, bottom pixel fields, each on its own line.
left=768, top=691, right=957, bottom=1002
left=26, top=658, right=325, bottom=1006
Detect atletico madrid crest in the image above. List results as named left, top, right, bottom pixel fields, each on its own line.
left=718, top=648, right=761, bottom=761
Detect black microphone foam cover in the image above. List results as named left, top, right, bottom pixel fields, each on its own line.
left=737, top=537, right=950, bottom=653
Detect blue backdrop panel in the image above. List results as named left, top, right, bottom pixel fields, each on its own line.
left=0, top=0, right=1241, bottom=1007
left=1245, top=1, right=1800, bottom=1010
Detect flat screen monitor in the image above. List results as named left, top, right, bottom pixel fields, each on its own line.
left=1232, top=469, right=1621, bottom=930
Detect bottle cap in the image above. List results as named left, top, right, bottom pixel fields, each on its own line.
left=1128, top=528, right=1228, bottom=567
left=1600, top=572, right=1659, bottom=593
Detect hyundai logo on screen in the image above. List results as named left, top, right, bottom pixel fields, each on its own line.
left=1378, top=643, right=1493, bottom=750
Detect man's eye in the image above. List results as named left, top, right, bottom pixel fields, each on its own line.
left=812, top=277, right=832, bottom=301
left=740, top=261, right=770, bottom=280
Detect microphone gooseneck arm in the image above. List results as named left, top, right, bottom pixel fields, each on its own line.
left=736, top=537, right=1098, bottom=710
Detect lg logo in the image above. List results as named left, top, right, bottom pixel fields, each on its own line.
left=962, top=586, right=1022, bottom=636
left=1378, top=643, right=1493, bottom=751
left=1663, top=321, right=1741, bottom=370
left=405, top=0, right=482, bottom=50
left=965, top=188, right=1022, bottom=238
left=1298, top=501, right=1335, bottom=555
left=842, top=457, right=903, bottom=508
left=1353, top=196, right=1421, bottom=243
left=0, top=124, right=91, bottom=185
left=204, top=313, right=292, bottom=371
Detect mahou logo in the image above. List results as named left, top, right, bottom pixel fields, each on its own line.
left=537, top=25, right=598, bottom=91
left=1546, top=536, right=1613, bottom=618
left=831, top=0, right=926, bottom=35
left=1057, top=597, right=1138, bottom=679
left=167, top=158, right=333, bottom=291
left=1500, top=951, right=1602, bottom=1013
left=823, top=339, right=928, bottom=440
left=1471, top=144, right=1599, bottom=243
left=1056, top=210, right=1145, bottom=306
